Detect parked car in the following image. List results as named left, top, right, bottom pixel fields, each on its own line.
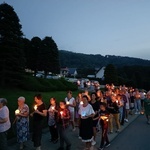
left=36, top=73, right=44, bottom=78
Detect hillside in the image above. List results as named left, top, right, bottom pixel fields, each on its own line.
left=59, top=50, right=150, bottom=68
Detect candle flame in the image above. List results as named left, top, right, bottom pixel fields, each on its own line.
left=60, top=111, right=63, bottom=116
left=15, top=109, right=20, bottom=115
left=80, top=101, right=83, bottom=105
left=34, top=105, right=37, bottom=110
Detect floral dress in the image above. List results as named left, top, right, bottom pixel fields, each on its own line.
left=16, top=104, right=29, bottom=143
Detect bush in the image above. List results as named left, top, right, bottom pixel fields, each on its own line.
left=37, top=78, right=57, bottom=91
left=19, top=75, right=77, bottom=92
left=20, top=75, right=48, bottom=92
left=48, top=79, right=67, bottom=91
left=60, top=78, right=78, bottom=91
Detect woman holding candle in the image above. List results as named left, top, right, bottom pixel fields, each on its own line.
left=56, top=100, right=71, bottom=150
left=47, top=97, right=59, bottom=143
left=15, top=96, right=29, bottom=150
left=30, top=94, right=47, bottom=150
left=78, top=95, right=95, bottom=150
left=64, top=91, right=76, bottom=131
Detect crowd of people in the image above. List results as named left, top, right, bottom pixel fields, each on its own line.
left=0, top=85, right=150, bottom=150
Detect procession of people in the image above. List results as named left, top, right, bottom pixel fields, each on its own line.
left=0, top=84, right=150, bottom=150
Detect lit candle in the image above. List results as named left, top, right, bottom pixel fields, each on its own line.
left=80, top=101, right=83, bottom=105
left=66, top=101, right=70, bottom=105
left=34, top=105, right=37, bottom=110
left=81, top=111, right=86, bottom=117
left=51, top=106, right=55, bottom=110
left=60, top=111, right=63, bottom=116
left=15, top=109, right=20, bottom=115
left=101, top=116, right=108, bottom=120
left=116, top=100, right=118, bottom=103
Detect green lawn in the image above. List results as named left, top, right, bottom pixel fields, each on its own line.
left=0, top=88, right=79, bottom=139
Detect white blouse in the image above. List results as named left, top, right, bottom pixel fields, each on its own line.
left=78, top=103, right=95, bottom=117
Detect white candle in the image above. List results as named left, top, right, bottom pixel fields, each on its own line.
left=15, top=109, right=20, bottom=115
left=34, top=105, right=37, bottom=110
left=101, top=116, right=108, bottom=120
left=51, top=106, right=55, bottom=110
left=66, top=101, right=70, bottom=105
left=116, top=100, right=118, bottom=103
left=60, top=111, right=63, bottom=116
left=80, top=101, right=83, bottom=105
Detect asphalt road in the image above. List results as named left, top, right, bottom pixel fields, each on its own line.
left=106, top=115, right=150, bottom=150
left=8, top=114, right=139, bottom=150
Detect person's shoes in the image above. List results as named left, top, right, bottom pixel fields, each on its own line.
left=57, top=147, right=64, bottom=150
left=124, top=119, right=129, bottom=123
left=91, top=140, right=96, bottom=146
left=108, top=131, right=113, bottom=134
left=98, top=147, right=104, bottom=150
left=116, top=129, right=120, bottom=133
left=135, top=112, right=140, bottom=115
left=105, top=143, right=110, bottom=148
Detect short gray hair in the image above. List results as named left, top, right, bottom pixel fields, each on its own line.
left=0, top=98, right=7, bottom=106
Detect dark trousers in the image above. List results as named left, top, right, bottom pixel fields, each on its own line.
left=100, top=127, right=109, bottom=148
left=0, top=131, right=8, bottom=150
left=49, top=124, right=58, bottom=141
left=121, top=107, right=125, bottom=125
left=57, top=124, right=71, bottom=148
left=32, top=122, right=42, bottom=147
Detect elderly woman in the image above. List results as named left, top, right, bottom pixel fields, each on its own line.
left=0, top=98, right=11, bottom=150
left=78, top=95, right=95, bottom=150
left=143, top=91, right=150, bottom=124
left=15, top=96, right=29, bottom=150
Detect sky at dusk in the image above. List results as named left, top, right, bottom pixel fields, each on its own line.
left=2, top=0, right=150, bottom=60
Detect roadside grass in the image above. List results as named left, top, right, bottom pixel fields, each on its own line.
left=0, top=88, right=79, bottom=139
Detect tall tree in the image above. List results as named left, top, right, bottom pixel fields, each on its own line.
left=41, top=36, right=60, bottom=75
left=104, top=64, right=118, bottom=85
left=29, top=37, right=42, bottom=76
left=0, top=3, right=25, bottom=86
left=22, top=38, right=31, bottom=69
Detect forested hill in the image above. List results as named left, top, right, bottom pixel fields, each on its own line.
left=59, top=50, right=150, bottom=68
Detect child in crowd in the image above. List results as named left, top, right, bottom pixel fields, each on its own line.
left=98, top=102, right=110, bottom=150
left=56, top=101, right=71, bottom=150
left=47, top=97, right=59, bottom=143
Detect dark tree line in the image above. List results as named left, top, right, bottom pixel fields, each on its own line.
left=0, top=3, right=60, bottom=86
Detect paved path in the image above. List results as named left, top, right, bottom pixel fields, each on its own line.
left=8, top=114, right=140, bottom=150
left=106, top=115, right=150, bottom=150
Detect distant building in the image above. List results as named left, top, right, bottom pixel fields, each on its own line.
left=96, top=66, right=105, bottom=79
left=60, top=67, right=78, bottom=77
left=87, top=66, right=105, bottom=79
